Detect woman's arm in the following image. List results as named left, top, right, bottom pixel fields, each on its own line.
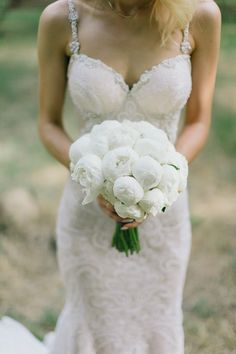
left=37, top=2, right=72, bottom=170
left=175, top=0, right=221, bottom=163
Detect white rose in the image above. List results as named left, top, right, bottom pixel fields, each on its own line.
left=69, top=134, right=92, bottom=164
left=114, top=201, right=145, bottom=221
left=102, top=146, right=139, bottom=182
left=71, top=154, right=104, bottom=205
left=158, top=165, right=180, bottom=206
left=134, top=138, right=171, bottom=164
left=139, top=188, right=166, bottom=216
left=101, top=179, right=116, bottom=205
left=90, top=134, right=109, bottom=158
left=108, top=123, right=140, bottom=149
left=90, top=120, right=121, bottom=138
left=113, top=176, right=144, bottom=206
left=132, top=156, right=163, bottom=191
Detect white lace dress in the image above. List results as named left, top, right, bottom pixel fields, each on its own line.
left=52, top=1, right=193, bottom=353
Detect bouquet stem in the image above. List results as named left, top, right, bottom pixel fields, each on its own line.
left=112, top=222, right=141, bottom=257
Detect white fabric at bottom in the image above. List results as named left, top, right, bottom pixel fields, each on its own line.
left=0, top=316, right=51, bottom=354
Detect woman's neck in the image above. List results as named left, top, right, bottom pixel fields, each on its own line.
left=105, top=0, right=155, bottom=16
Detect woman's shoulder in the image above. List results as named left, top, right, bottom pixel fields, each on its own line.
left=38, top=0, right=72, bottom=49
left=192, top=0, right=221, bottom=30
left=190, top=0, right=221, bottom=46
left=39, top=0, right=71, bottom=34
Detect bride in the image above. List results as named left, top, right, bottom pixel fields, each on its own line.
left=0, top=0, right=221, bottom=353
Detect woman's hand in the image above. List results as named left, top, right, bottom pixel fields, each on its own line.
left=96, top=195, right=143, bottom=230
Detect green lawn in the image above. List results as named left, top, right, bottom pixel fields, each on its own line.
left=0, top=7, right=236, bottom=353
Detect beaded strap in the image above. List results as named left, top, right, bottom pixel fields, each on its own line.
left=68, top=0, right=80, bottom=54
left=180, top=23, right=192, bottom=55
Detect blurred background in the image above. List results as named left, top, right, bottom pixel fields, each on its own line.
left=0, top=1, right=235, bottom=353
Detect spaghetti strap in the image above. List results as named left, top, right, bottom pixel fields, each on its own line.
left=180, top=23, right=192, bottom=55
left=67, top=0, right=80, bottom=55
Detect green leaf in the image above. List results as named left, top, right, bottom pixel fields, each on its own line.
left=167, top=163, right=180, bottom=171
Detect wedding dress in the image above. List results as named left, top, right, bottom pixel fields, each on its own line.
left=0, top=0, right=193, bottom=353
left=52, top=1, right=193, bottom=353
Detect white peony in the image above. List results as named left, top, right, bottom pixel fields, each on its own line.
left=113, top=176, right=144, bottom=206
left=166, top=151, right=188, bottom=192
left=158, top=165, right=180, bottom=206
left=134, top=138, right=171, bottom=164
left=114, top=201, right=145, bottom=221
left=132, top=156, right=163, bottom=191
left=90, top=134, right=109, bottom=158
left=101, top=179, right=116, bottom=205
left=70, top=161, right=75, bottom=174
left=167, top=151, right=188, bottom=173
left=121, top=119, right=140, bottom=133
left=71, top=154, right=104, bottom=205
left=102, top=146, right=139, bottom=182
left=178, top=171, right=188, bottom=192
left=133, top=121, right=169, bottom=142
left=139, top=188, right=166, bottom=216
left=69, top=134, right=92, bottom=164
left=108, top=123, right=140, bottom=150
left=90, top=120, right=121, bottom=138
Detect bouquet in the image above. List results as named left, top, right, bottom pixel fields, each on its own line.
left=69, top=120, right=188, bottom=257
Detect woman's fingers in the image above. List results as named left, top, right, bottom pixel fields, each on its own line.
left=105, top=209, right=122, bottom=222
left=97, top=198, right=116, bottom=216
left=121, top=220, right=143, bottom=230
left=97, top=195, right=115, bottom=212
left=97, top=196, right=132, bottom=223
left=106, top=210, right=133, bottom=223
left=122, top=213, right=147, bottom=229
left=96, top=194, right=143, bottom=226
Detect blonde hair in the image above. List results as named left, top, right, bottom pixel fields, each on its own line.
left=150, top=0, right=198, bottom=46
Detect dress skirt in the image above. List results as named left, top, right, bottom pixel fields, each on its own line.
left=50, top=173, right=192, bottom=354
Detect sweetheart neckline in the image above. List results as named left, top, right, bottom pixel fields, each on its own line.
left=68, top=53, right=191, bottom=94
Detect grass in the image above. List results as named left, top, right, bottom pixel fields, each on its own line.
left=191, top=298, right=216, bottom=319
left=229, top=257, right=236, bottom=278
left=0, top=7, right=43, bottom=38
left=0, top=7, right=236, bottom=354
left=213, top=107, right=236, bottom=157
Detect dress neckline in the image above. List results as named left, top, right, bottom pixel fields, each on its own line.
left=69, top=52, right=191, bottom=94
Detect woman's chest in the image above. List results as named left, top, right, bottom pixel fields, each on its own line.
left=68, top=12, right=186, bottom=88
left=67, top=52, right=192, bottom=120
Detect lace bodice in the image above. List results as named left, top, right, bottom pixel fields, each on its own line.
left=67, top=0, right=192, bottom=143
